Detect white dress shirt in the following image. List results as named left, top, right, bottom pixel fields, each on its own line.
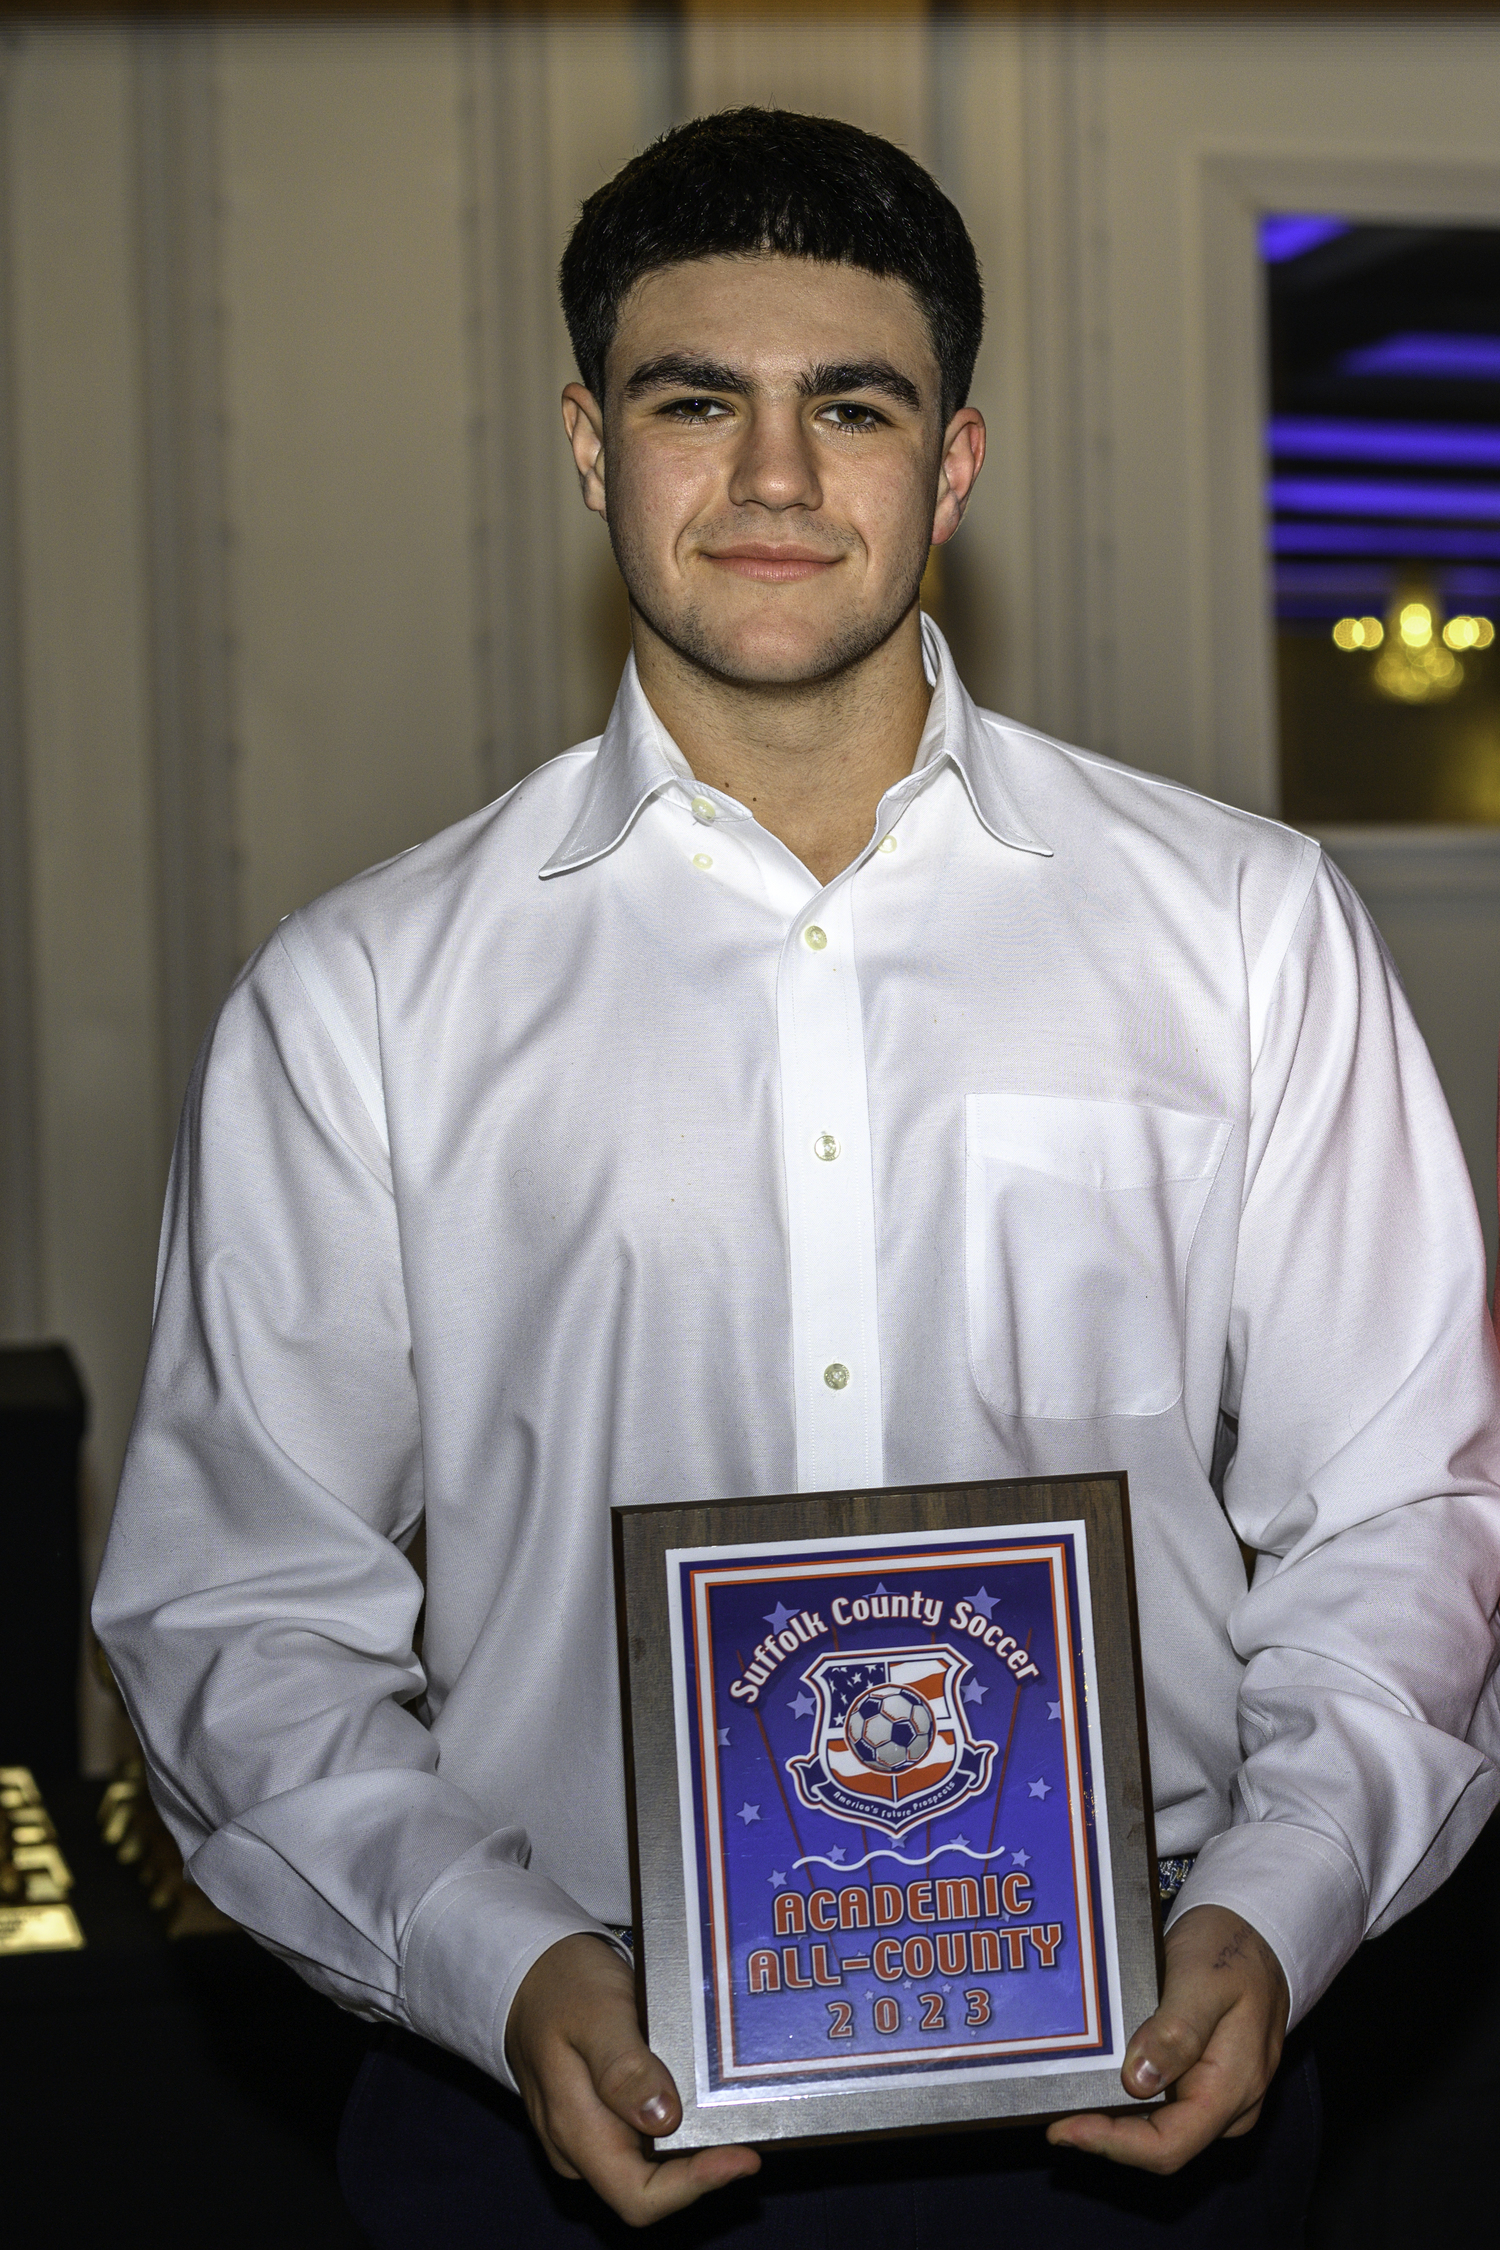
left=96, top=620, right=1500, bottom=2091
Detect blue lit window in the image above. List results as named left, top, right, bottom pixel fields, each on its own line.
left=1265, top=216, right=1500, bottom=822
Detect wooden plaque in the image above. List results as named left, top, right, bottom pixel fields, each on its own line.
left=612, top=1474, right=1161, bottom=2151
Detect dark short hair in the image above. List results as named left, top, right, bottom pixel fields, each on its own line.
left=560, top=108, right=984, bottom=423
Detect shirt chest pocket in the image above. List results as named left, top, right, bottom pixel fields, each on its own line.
left=965, top=1093, right=1231, bottom=1421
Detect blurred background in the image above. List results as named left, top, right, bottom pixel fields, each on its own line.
left=3, top=5, right=1500, bottom=2241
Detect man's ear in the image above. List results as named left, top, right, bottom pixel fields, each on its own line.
left=931, top=407, right=986, bottom=546
left=562, top=384, right=608, bottom=519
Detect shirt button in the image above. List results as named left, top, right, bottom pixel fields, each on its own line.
left=692, top=853, right=713, bottom=870
left=813, top=1133, right=840, bottom=1162
left=803, top=925, right=828, bottom=950
left=823, top=1363, right=850, bottom=1390
left=877, top=834, right=898, bottom=854
left=691, top=797, right=717, bottom=823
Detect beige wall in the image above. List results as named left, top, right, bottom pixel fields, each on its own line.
left=3, top=17, right=1498, bottom=1765
left=220, top=31, right=483, bottom=953
left=7, top=38, right=164, bottom=1746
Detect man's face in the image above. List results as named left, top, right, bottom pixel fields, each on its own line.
left=563, top=254, right=980, bottom=689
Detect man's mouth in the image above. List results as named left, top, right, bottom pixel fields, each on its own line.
left=701, top=544, right=842, bottom=583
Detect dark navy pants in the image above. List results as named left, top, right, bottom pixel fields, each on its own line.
left=338, top=2026, right=1319, bottom=2249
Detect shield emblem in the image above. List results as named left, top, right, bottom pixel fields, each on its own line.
left=786, top=1644, right=997, bottom=1835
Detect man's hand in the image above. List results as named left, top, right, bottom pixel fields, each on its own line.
left=506, top=1932, right=761, bottom=2227
left=1046, top=1905, right=1289, bottom=2175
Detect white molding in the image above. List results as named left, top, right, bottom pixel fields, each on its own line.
left=1017, top=14, right=1117, bottom=753
left=461, top=20, right=568, bottom=801
left=1193, top=156, right=1277, bottom=813
left=1313, top=825, right=1500, bottom=902
left=1196, top=142, right=1500, bottom=818
left=134, top=25, right=238, bottom=1125
left=461, top=19, right=682, bottom=781
left=683, top=17, right=933, bottom=163
left=0, top=39, right=41, bottom=1337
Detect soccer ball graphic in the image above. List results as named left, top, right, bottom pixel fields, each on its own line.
left=845, top=1685, right=935, bottom=1773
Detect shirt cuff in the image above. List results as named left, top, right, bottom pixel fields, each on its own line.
left=400, top=1836, right=621, bottom=2092
left=1163, top=1822, right=1367, bottom=2027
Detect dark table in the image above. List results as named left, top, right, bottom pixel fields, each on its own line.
left=1, top=1777, right=370, bottom=2244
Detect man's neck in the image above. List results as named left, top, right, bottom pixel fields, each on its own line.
left=632, top=609, right=934, bottom=887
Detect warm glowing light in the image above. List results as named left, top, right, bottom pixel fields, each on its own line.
left=1368, top=586, right=1466, bottom=701
left=1332, top=615, right=1385, bottom=651
left=1441, top=614, right=1496, bottom=650
left=1374, top=641, right=1462, bottom=702
left=1324, top=584, right=1483, bottom=699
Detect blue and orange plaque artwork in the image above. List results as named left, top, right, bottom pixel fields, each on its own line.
left=665, top=1519, right=1125, bottom=2108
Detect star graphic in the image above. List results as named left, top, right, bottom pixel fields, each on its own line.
left=873, top=1582, right=889, bottom=1595
left=1047, top=1702, right=1061, bottom=1722
left=764, top=1602, right=798, bottom=1634
left=828, top=1846, right=846, bottom=1864
left=952, top=1834, right=970, bottom=1848
left=969, top=1585, right=998, bottom=1621
left=1028, top=1777, right=1052, bottom=1800
left=717, top=1727, right=731, bottom=1746
left=737, top=1802, right=761, bottom=1825
left=769, top=1869, right=786, bottom=1886
left=1011, top=1848, right=1031, bottom=1867
left=962, top=1679, right=988, bottom=1705
left=789, top=1691, right=816, bottom=1719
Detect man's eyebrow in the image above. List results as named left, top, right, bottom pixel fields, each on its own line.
left=623, top=354, right=749, bottom=399
left=800, top=360, right=923, bottom=412
left=621, top=353, right=925, bottom=412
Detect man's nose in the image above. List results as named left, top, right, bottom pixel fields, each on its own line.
left=726, top=404, right=823, bottom=512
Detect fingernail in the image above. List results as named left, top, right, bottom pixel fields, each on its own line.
left=1135, top=2059, right=1163, bottom=2091
left=640, top=2093, right=672, bottom=2129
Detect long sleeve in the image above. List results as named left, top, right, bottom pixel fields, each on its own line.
left=1167, top=855, right=1500, bottom=2020
left=92, top=930, right=611, bottom=2088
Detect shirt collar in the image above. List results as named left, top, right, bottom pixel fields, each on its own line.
left=539, top=655, right=684, bottom=880
left=538, top=614, right=1050, bottom=880
left=902, top=618, right=1051, bottom=857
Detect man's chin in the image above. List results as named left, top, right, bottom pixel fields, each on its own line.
left=628, top=597, right=916, bottom=693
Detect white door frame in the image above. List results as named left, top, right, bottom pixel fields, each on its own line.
left=1195, top=142, right=1500, bottom=817
left=1195, top=146, right=1500, bottom=1268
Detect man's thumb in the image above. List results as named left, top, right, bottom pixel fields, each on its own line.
left=1122, top=1976, right=1216, bottom=2099
left=590, top=2019, right=683, bottom=2138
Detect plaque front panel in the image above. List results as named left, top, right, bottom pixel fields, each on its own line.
left=665, top=1522, right=1123, bottom=2109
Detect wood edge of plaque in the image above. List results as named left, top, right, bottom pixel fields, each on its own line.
left=612, top=1474, right=1161, bottom=2153
left=611, top=1506, right=651, bottom=2038
left=1072, top=1472, right=1164, bottom=2104
left=1114, top=1475, right=1168, bottom=1999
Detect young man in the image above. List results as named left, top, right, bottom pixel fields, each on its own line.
left=97, top=111, right=1500, bottom=2246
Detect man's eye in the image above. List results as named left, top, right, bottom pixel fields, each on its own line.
left=662, top=397, right=729, bottom=422
left=820, top=403, right=883, bottom=432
